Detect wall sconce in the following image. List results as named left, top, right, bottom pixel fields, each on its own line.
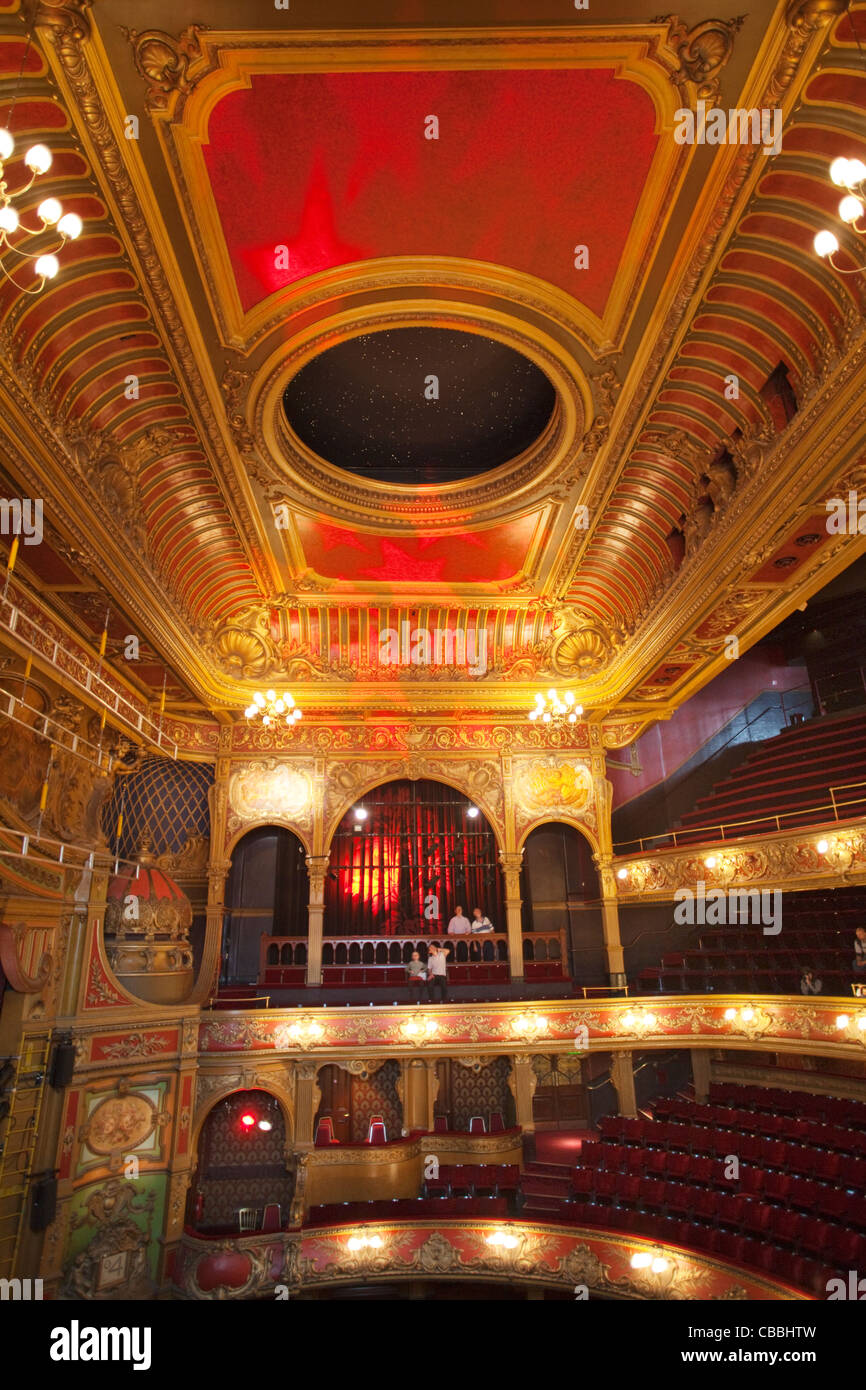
left=617, top=867, right=629, bottom=881
left=816, top=839, right=829, bottom=855
left=631, top=1248, right=669, bottom=1274
left=486, top=1229, right=520, bottom=1249
left=277, top=1019, right=325, bottom=1048
left=346, top=1233, right=384, bottom=1252
left=621, top=1009, right=657, bottom=1034
left=512, top=1012, right=548, bottom=1041
left=835, top=1013, right=866, bottom=1041
left=403, top=1016, right=438, bottom=1041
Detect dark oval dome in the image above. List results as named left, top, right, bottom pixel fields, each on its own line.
left=282, top=327, right=556, bottom=485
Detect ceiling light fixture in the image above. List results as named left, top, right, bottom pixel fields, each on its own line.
left=243, top=689, right=303, bottom=728
left=814, top=157, right=866, bottom=272
left=528, top=689, right=583, bottom=726
left=0, top=130, right=82, bottom=293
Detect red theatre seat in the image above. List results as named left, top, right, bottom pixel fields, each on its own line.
left=368, top=1119, right=388, bottom=1145
left=433, top=1115, right=449, bottom=1133
left=468, top=1116, right=487, bottom=1135
left=261, top=1203, right=281, bottom=1233
left=489, top=1111, right=505, bottom=1133
left=314, top=1117, right=338, bottom=1147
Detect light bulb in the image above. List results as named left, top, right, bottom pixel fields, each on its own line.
left=836, top=1015, right=850, bottom=1030
left=292, top=708, right=302, bottom=720
left=830, top=156, right=852, bottom=186
left=705, top=856, right=717, bottom=869
left=528, top=710, right=538, bottom=720
left=0, top=128, right=14, bottom=161
left=724, top=1008, right=736, bottom=1020
left=274, top=699, right=285, bottom=713
left=568, top=712, right=576, bottom=723
left=244, top=705, right=256, bottom=718
left=631, top=1252, right=652, bottom=1269
left=839, top=195, right=863, bottom=224
left=535, top=693, right=544, bottom=704
left=262, top=714, right=271, bottom=726
left=24, top=144, right=52, bottom=174
left=57, top=211, right=82, bottom=239
left=266, top=689, right=276, bottom=701
left=0, top=205, right=19, bottom=234
left=34, top=254, right=59, bottom=280
left=547, top=689, right=555, bottom=699
left=565, top=691, right=575, bottom=704
left=617, top=868, right=628, bottom=880
left=542, top=712, right=551, bottom=723
left=650, top=1257, right=668, bottom=1274
left=37, top=197, right=62, bottom=225
left=817, top=839, right=829, bottom=854
left=814, top=229, right=839, bottom=258
left=253, top=692, right=265, bottom=706
left=847, top=158, right=866, bottom=185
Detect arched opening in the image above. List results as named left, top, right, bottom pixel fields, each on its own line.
left=314, top=1061, right=402, bottom=1145
left=520, top=822, right=603, bottom=986
left=432, top=1055, right=516, bottom=1134
left=222, top=826, right=309, bottom=988
left=325, top=779, right=502, bottom=936
left=189, top=1089, right=293, bottom=1234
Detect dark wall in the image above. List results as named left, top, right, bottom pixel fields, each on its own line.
left=521, top=823, right=605, bottom=983
left=223, top=827, right=309, bottom=985
left=620, top=902, right=699, bottom=986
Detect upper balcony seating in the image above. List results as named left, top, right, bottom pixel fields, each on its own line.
left=671, top=710, right=866, bottom=842
left=635, top=885, right=866, bottom=995
left=307, top=1194, right=510, bottom=1226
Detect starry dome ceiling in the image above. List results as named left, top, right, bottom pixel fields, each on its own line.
left=282, top=328, right=556, bottom=485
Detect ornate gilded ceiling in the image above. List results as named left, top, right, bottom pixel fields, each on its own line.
left=0, top=0, right=865, bottom=741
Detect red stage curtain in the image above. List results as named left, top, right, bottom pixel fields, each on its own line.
left=325, top=779, right=503, bottom=936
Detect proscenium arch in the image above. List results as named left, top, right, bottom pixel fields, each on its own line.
left=323, top=773, right=505, bottom=858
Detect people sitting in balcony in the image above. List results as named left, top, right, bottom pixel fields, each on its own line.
left=406, top=951, right=428, bottom=990
left=470, top=905, right=495, bottom=961
left=447, top=905, right=471, bottom=935
left=427, top=941, right=452, bottom=1001
left=471, top=906, right=494, bottom=933
left=800, top=967, right=822, bottom=995
left=854, top=927, right=866, bottom=974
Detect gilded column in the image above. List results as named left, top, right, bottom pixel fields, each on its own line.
left=294, top=1061, right=319, bottom=1147
left=507, top=1054, right=537, bottom=1133
left=200, top=733, right=232, bottom=1000
left=305, top=855, right=330, bottom=986
left=498, top=850, right=525, bottom=982
left=590, top=745, right=626, bottom=987
left=610, top=1049, right=638, bottom=1119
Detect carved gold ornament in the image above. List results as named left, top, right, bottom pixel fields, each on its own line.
left=228, top=760, right=312, bottom=821
left=518, top=760, right=593, bottom=812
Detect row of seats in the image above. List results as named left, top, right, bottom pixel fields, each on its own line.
left=562, top=1204, right=841, bottom=1298
left=605, top=1108, right=866, bottom=1157
left=423, top=1164, right=519, bottom=1197
left=707, top=1081, right=866, bottom=1125
left=591, top=1128, right=866, bottom=1188
left=306, top=1195, right=509, bottom=1226
left=572, top=1161, right=866, bottom=1229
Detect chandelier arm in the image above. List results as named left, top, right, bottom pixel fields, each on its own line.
left=828, top=254, right=866, bottom=275
left=0, top=264, right=43, bottom=294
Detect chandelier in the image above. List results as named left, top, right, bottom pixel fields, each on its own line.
left=813, top=156, right=866, bottom=272
left=243, top=689, right=303, bottom=727
left=528, top=689, right=583, bottom=725
left=0, top=129, right=82, bottom=293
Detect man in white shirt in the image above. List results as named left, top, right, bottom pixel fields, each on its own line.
left=426, top=942, right=452, bottom=1001
left=447, top=905, right=471, bottom=935
left=471, top=907, right=493, bottom=933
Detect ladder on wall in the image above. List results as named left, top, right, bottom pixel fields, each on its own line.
left=0, top=1033, right=50, bottom=1279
